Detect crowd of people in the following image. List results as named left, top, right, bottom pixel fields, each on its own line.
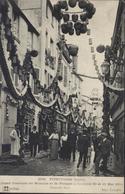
left=9, top=124, right=113, bottom=176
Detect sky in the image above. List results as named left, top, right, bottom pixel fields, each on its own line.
left=64, top=0, right=119, bottom=98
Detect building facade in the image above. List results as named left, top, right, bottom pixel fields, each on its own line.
left=0, top=0, right=40, bottom=155
left=109, top=0, right=125, bottom=175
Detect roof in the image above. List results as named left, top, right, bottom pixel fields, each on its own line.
left=8, top=0, right=40, bottom=36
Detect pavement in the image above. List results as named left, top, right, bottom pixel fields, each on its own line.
left=0, top=149, right=122, bottom=176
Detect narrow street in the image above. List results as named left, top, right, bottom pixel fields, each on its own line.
left=0, top=150, right=116, bottom=176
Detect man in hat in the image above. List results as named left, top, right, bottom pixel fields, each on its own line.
left=77, top=129, right=89, bottom=169
left=67, top=128, right=77, bottom=161
left=95, top=132, right=112, bottom=175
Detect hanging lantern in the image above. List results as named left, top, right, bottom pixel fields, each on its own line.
left=96, top=45, right=105, bottom=53
left=80, top=13, right=88, bottom=22
left=67, top=21, right=73, bottom=30
left=78, top=0, right=88, bottom=9
left=89, top=38, right=92, bottom=45
left=68, top=0, right=77, bottom=8
left=58, top=75, right=63, bottom=81
left=61, top=23, right=68, bottom=34
left=86, top=12, right=93, bottom=19
left=72, top=14, right=78, bottom=22
left=86, top=2, right=94, bottom=12
left=80, top=23, right=87, bottom=34
left=74, top=21, right=82, bottom=30
left=69, top=28, right=74, bottom=35
left=91, top=46, right=94, bottom=53
left=101, top=61, right=110, bottom=75
left=63, top=14, right=69, bottom=22
left=91, top=7, right=96, bottom=15
left=87, top=29, right=91, bottom=35
left=30, top=50, right=38, bottom=57
left=58, top=0, right=68, bottom=9
left=53, top=4, right=63, bottom=21
left=68, top=45, right=79, bottom=56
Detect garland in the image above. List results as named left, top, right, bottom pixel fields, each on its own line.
left=87, top=29, right=125, bottom=92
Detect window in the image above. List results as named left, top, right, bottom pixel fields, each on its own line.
left=64, top=66, right=67, bottom=87
left=34, top=68, right=39, bottom=95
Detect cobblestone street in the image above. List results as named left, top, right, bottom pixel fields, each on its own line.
left=0, top=150, right=117, bottom=176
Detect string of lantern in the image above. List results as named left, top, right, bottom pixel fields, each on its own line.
left=53, top=0, right=96, bottom=36
left=86, top=28, right=125, bottom=92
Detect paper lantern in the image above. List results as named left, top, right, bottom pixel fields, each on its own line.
left=69, top=28, right=74, bottom=35
left=63, top=14, right=69, bottom=22
left=78, top=0, right=88, bottom=9
left=72, top=14, right=78, bottom=22
left=68, top=0, right=77, bottom=8
left=80, top=23, right=87, bottom=34
left=58, top=0, right=68, bottom=9
left=30, top=50, right=38, bottom=57
left=96, top=45, right=105, bottom=53
left=80, top=13, right=88, bottom=21
left=61, top=23, right=68, bottom=34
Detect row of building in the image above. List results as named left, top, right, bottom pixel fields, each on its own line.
left=0, top=0, right=97, bottom=156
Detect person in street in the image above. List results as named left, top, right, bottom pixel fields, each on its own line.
left=77, top=129, right=89, bottom=169
left=92, top=132, right=102, bottom=163
left=67, top=128, right=77, bottom=161
left=10, top=124, right=20, bottom=158
left=86, top=146, right=92, bottom=163
left=60, top=132, right=68, bottom=160
left=94, top=132, right=112, bottom=176
left=49, top=130, right=59, bottom=160
left=43, top=130, right=49, bottom=151
left=29, top=126, right=39, bottom=157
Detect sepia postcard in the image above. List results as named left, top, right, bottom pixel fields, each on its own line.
left=0, top=0, right=124, bottom=193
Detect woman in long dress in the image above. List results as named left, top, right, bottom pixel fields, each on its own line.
left=60, top=132, right=68, bottom=160
left=49, top=130, right=59, bottom=160
left=10, top=125, right=20, bottom=157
